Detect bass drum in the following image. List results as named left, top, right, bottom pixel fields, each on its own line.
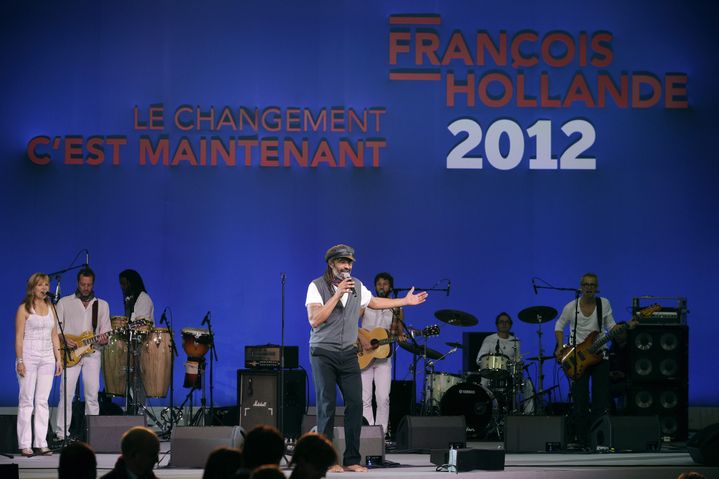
left=440, top=382, right=497, bottom=440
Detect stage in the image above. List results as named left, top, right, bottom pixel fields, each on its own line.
left=1, top=441, right=715, bottom=479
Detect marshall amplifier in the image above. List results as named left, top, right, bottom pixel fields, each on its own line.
left=245, top=344, right=299, bottom=369
left=237, top=369, right=306, bottom=438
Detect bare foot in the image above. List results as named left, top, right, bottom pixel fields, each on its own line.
left=328, top=464, right=345, bottom=473
left=344, top=464, right=368, bottom=472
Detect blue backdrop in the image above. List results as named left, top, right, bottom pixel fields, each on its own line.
left=1, top=0, right=717, bottom=409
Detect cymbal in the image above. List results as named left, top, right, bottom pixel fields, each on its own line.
left=434, top=309, right=478, bottom=327
left=446, top=342, right=463, bottom=349
left=527, top=355, right=555, bottom=362
left=517, top=306, right=558, bottom=324
left=398, top=341, right=444, bottom=360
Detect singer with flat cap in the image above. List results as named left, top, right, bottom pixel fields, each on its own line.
left=305, top=244, right=428, bottom=473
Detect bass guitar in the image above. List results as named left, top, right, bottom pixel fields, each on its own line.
left=357, top=324, right=440, bottom=369
left=61, top=319, right=151, bottom=368
left=558, top=304, right=660, bottom=380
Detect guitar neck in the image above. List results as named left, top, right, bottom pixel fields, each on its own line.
left=587, top=322, right=627, bottom=353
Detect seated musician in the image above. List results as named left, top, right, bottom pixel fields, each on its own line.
left=476, top=312, right=533, bottom=413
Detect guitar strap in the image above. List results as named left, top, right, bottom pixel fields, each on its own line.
left=595, top=296, right=603, bottom=331
left=92, top=300, right=98, bottom=333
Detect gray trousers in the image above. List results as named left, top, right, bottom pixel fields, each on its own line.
left=309, top=346, right=363, bottom=466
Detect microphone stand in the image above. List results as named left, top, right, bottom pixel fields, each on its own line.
left=49, top=276, right=72, bottom=449
left=279, top=273, right=286, bottom=438
left=160, top=309, right=179, bottom=436
left=397, top=318, right=420, bottom=415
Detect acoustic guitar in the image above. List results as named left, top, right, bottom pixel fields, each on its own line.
left=61, top=319, right=151, bottom=368
left=558, top=304, right=661, bottom=380
left=357, top=324, right=440, bottom=369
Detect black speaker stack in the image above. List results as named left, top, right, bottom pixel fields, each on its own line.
left=236, top=368, right=307, bottom=438
left=627, top=324, right=688, bottom=440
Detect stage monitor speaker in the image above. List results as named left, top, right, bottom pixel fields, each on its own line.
left=0, top=415, right=18, bottom=453
left=86, top=415, right=146, bottom=453
left=332, top=425, right=384, bottom=466
left=627, top=383, right=688, bottom=440
left=687, top=422, right=719, bottom=466
left=462, top=332, right=493, bottom=373
left=628, top=325, right=687, bottom=382
left=504, top=415, right=566, bottom=452
left=301, top=406, right=345, bottom=434
left=590, top=414, right=661, bottom=452
left=170, top=426, right=244, bottom=468
left=395, top=415, right=466, bottom=452
left=0, top=464, right=19, bottom=479
left=389, top=380, right=413, bottom=439
left=430, top=448, right=505, bottom=471
left=237, top=369, right=307, bottom=438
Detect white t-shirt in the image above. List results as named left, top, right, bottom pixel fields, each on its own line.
left=554, top=297, right=616, bottom=347
left=130, top=291, right=154, bottom=325
left=305, top=281, right=372, bottom=309
left=477, top=333, right=521, bottom=363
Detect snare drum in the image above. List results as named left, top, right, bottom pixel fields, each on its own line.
left=478, top=353, right=510, bottom=379
left=102, top=316, right=129, bottom=396
left=140, top=328, right=172, bottom=398
left=181, top=328, right=212, bottom=358
left=440, top=382, right=497, bottom=440
left=425, top=372, right=463, bottom=408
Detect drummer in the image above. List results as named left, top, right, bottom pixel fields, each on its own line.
left=476, top=312, right=534, bottom=413
left=476, top=312, right=521, bottom=366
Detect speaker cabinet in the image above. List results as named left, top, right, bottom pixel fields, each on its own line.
left=237, top=369, right=307, bottom=438
left=395, top=415, right=466, bottom=452
left=627, top=383, right=688, bottom=440
left=389, top=380, right=414, bottom=439
left=430, top=448, right=505, bottom=471
left=628, top=326, right=687, bottom=382
left=332, top=425, right=384, bottom=466
left=86, top=415, right=146, bottom=453
left=0, top=464, right=19, bottom=479
left=301, top=406, right=345, bottom=434
left=170, top=426, right=244, bottom=468
left=462, top=332, right=493, bottom=373
left=688, top=422, right=719, bottom=466
left=0, top=415, right=18, bottom=453
left=504, top=415, right=566, bottom=452
left=590, top=415, right=661, bottom=452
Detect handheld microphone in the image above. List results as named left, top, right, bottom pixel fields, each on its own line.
left=341, top=272, right=357, bottom=297
left=201, top=311, right=210, bottom=326
left=53, top=282, right=61, bottom=303
left=447, top=279, right=451, bottom=297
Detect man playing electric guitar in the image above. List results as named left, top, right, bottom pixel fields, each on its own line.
left=359, top=272, right=406, bottom=438
left=554, top=272, right=619, bottom=448
left=53, top=267, right=111, bottom=441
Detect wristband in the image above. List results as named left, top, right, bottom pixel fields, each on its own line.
left=16, top=358, right=23, bottom=363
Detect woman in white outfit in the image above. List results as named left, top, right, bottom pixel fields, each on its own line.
left=15, top=272, right=62, bottom=457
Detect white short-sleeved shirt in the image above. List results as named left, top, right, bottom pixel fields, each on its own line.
left=554, top=297, right=616, bottom=347
left=305, top=281, right=372, bottom=309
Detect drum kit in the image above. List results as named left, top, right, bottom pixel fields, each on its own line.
left=101, top=315, right=215, bottom=431
left=400, top=306, right=559, bottom=440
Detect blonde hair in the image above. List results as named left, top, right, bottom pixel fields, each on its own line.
left=23, top=272, right=50, bottom=314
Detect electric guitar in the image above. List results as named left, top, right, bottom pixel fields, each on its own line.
left=357, top=324, right=440, bottom=369
left=558, top=304, right=661, bottom=380
left=61, top=319, right=151, bottom=368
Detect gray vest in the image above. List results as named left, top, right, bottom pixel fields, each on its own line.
left=309, top=275, right=363, bottom=351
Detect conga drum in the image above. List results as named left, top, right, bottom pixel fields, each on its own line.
left=140, top=328, right=172, bottom=398
left=181, top=328, right=212, bottom=388
left=102, top=316, right=129, bottom=396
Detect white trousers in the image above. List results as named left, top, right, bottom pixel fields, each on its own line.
left=17, top=340, right=55, bottom=449
left=361, top=358, right=391, bottom=435
left=54, top=351, right=101, bottom=438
